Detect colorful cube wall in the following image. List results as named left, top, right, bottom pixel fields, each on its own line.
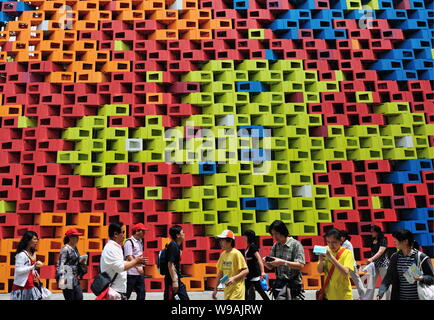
left=0, top=0, right=433, bottom=294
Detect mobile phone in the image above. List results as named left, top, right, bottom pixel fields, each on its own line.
left=265, top=256, right=275, bottom=262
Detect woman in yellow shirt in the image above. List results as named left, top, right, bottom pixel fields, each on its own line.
left=317, top=228, right=355, bottom=300
left=212, top=230, right=249, bottom=300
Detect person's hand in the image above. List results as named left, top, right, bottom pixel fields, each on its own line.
left=134, top=256, right=147, bottom=265
left=58, top=278, right=66, bottom=290
left=261, top=272, right=267, bottom=278
left=376, top=295, right=382, bottom=300
left=136, top=267, right=145, bottom=275
left=262, top=258, right=273, bottom=270
left=325, top=249, right=332, bottom=259
left=262, top=258, right=271, bottom=268
left=269, top=258, right=284, bottom=267
left=35, top=261, right=43, bottom=268
left=367, top=258, right=373, bottom=264
left=414, top=276, right=424, bottom=281
left=172, top=281, right=179, bottom=293
left=319, top=254, right=326, bottom=262
left=143, top=257, right=149, bottom=266
left=212, top=290, right=218, bottom=300
left=226, top=277, right=235, bottom=286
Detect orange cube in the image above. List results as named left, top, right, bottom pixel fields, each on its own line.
left=150, top=10, right=178, bottom=25
left=183, top=277, right=204, bottom=291
left=168, top=19, right=198, bottom=30
left=302, top=275, right=322, bottom=290
left=137, top=0, right=165, bottom=10
left=148, top=29, right=178, bottom=40
left=202, top=19, right=232, bottom=29
left=182, top=29, right=212, bottom=40
left=101, top=61, right=130, bottom=73
left=0, top=105, right=22, bottom=116
left=74, top=20, right=98, bottom=30
left=117, top=10, right=144, bottom=20
left=46, top=72, right=74, bottom=83
left=35, top=213, right=66, bottom=227
left=182, top=9, right=211, bottom=21
left=76, top=72, right=108, bottom=83
left=15, top=51, right=41, bottom=62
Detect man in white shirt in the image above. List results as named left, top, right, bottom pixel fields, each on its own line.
left=124, top=223, right=149, bottom=300
left=100, top=222, right=146, bottom=299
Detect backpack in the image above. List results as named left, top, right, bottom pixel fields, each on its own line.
left=123, top=238, right=144, bottom=257
left=157, top=244, right=169, bottom=276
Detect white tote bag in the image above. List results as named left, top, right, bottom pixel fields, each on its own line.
left=361, top=262, right=377, bottom=289
left=416, top=252, right=434, bottom=300
left=358, top=262, right=377, bottom=300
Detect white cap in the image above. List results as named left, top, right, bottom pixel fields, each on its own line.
left=216, top=229, right=235, bottom=240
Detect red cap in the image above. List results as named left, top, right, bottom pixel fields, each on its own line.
left=132, top=223, right=148, bottom=232
left=65, top=228, right=83, bottom=237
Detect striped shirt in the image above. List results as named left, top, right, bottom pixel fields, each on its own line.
left=396, top=249, right=419, bottom=300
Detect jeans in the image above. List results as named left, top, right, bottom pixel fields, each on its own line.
left=126, top=275, right=146, bottom=300
left=62, top=284, right=83, bottom=301
left=164, top=277, right=190, bottom=300
left=245, top=279, right=270, bottom=300
left=271, top=279, right=304, bottom=300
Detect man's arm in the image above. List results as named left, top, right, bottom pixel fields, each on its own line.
left=126, top=255, right=144, bottom=274
left=168, top=261, right=179, bottom=292
left=269, top=243, right=305, bottom=270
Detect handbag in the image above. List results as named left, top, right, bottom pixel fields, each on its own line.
left=316, top=247, right=345, bottom=300
left=90, top=271, right=118, bottom=296
left=416, top=252, right=434, bottom=300
left=33, top=272, right=52, bottom=300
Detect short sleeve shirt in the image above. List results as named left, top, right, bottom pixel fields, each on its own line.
left=370, top=237, right=389, bottom=269
left=166, top=241, right=181, bottom=276
left=319, top=247, right=354, bottom=300
left=217, top=248, right=248, bottom=300
left=270, top=237, right=305, bottom=284
left=123, top=237, right=144, bottom=276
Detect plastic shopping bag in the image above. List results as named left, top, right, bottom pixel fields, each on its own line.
left=360, top=262, right=377, bottom=290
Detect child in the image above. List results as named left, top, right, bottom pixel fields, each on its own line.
left=317, top=228, right=355, bottom=300
left=212, top=230, right=249, bottom=300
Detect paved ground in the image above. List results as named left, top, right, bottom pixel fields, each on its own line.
left=0, top=289, right=379, bottom=300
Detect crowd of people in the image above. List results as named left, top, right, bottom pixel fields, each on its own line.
left=9, top=220, right=434, bottom=300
